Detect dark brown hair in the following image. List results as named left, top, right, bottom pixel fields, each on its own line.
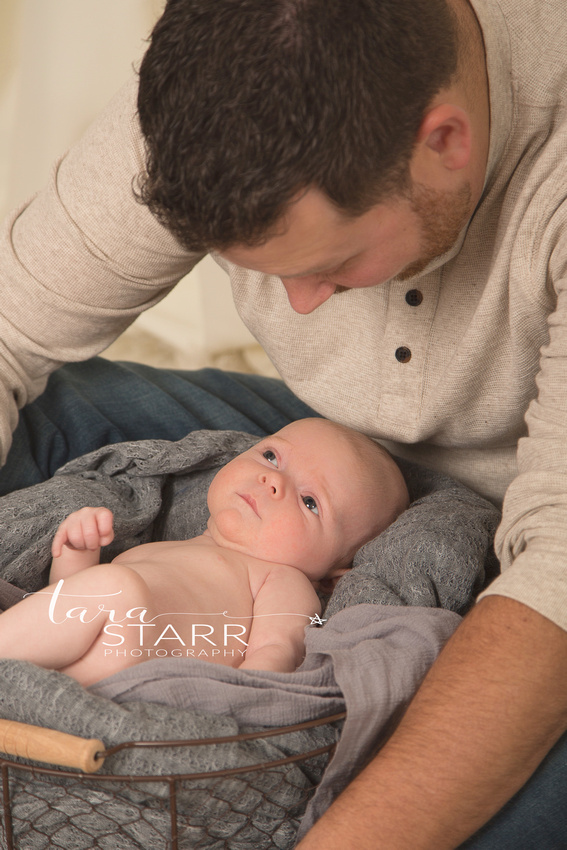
left=137, top=0, right=458, bottom=251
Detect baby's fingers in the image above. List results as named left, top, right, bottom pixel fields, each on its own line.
left=52, top=507, right=114, bottom=557
left=95, top=508, right=114, bottom=546
left=51, top=526, right=68, bottom=559
left=76, top=507, right=114, bottom=549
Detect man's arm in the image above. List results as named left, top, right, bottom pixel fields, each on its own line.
left=297, top=594, right=567, bottom=849
left=0, top=77, right=200, bottom=464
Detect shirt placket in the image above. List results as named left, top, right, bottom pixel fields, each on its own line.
left=375, top=272, right=440, bottom=442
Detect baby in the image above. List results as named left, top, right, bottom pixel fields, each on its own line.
left=0, top=418, right=408, bottom=686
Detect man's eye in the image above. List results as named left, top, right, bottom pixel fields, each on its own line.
left=303, top=496, right=319, bottom=515
left=263, top=450, right=278, bottom=466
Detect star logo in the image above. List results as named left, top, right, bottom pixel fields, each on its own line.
left=309, top=613, right=327, bottom=626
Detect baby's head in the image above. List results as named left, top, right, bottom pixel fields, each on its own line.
left=206, top=418, right=409, bottom=583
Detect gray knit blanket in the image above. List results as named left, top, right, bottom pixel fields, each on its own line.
left=0, top=430, right=500, bottom=848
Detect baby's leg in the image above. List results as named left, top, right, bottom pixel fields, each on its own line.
left=0, top=564, right=151, bottom=683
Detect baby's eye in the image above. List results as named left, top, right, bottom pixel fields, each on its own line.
left=302, top=496, right=319, bottom=515
left=263, top=450, right=278, bottom=466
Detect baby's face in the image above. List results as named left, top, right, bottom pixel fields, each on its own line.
left=206, top=419, right=380, bottom=579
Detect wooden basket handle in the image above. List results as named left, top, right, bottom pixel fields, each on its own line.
left=0, top=719, right=105, bottom=773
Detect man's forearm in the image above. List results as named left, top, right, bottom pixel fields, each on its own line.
left=297, top=596, right=567, bottom=850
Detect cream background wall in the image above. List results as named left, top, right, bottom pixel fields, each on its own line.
left=0, top=0, right=275, bottom=375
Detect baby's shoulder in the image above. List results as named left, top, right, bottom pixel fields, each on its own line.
left=246, top=558, right=313, bottom=596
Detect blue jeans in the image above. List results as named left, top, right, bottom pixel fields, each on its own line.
left=2, top=358, right=566, bottom=846
left=0, top=358, right=318, bottom=495
left=460, top=729, right=567, bottom=849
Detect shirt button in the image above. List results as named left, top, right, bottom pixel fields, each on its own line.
left=405, top=289, right=423, bottom=306
left=395, top=346, right=412, bottom=363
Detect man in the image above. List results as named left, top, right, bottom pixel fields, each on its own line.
left=1, top=0, right=567, bottom=846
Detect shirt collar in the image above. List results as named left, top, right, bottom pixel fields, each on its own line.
left=398, top=0, right=514, bottom=281
left=469, top=0, right=513, bottom=194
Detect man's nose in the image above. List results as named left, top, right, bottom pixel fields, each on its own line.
left=280, top=276, right=337, bottom=314
left=259, top=470, right=285, bottom=498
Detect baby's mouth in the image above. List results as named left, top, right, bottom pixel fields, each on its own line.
left=239, top=493, right=259, bottom=516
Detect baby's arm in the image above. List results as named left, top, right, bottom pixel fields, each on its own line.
left=239, top=566, right=321, bottom=673
left=50, top=507, right=114, bottom=583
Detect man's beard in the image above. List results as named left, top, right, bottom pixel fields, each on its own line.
left=397, top=181, right=473, bottom=281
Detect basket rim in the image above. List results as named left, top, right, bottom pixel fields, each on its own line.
left=0, top=710, right=346, bottom=781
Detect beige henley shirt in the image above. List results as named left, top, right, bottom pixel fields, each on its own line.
left=1, top=0, right=567, bottom=626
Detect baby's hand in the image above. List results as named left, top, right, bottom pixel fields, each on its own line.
left=51, top=507, right=114, bottom=559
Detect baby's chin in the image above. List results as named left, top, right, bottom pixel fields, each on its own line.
left=206, top=511, right=267, bottom=561
left=206, top=510, right=247, bottom=549
left=207, top=514, right=332, bottom=575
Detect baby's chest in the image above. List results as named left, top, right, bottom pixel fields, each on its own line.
left=130, top=545, right=254, bottom=612
left=118, top=552, right=255, bottom=654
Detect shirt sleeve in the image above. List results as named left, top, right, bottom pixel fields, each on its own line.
left=0, top=75, right=201, bottom=464
left=479, top=221, right=567, bottom=629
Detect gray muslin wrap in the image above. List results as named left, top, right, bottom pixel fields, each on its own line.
left=0, top=429, right=499, bottom=848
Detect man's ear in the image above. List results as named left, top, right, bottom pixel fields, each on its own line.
left=412, top=103, right=472, bottom=179
left=313, top=565, right=352, bottom=595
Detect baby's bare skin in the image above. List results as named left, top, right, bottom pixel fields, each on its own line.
left=0, top=419, right=408, bottom=686
left=57, top=535, right=320, bottom=685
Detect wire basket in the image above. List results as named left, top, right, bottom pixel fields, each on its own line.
left=0, top=712, right=345, bottom=849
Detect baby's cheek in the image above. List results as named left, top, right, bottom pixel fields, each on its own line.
left=266, top=521, right=319, bottom=569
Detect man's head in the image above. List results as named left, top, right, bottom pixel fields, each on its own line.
left=206, top=418, right=409, bottom=581
left=221, top=181, right=474, bottom=312
left=137, top=0, right=460, bottom=252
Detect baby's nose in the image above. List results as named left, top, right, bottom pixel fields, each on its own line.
left=259, top=471, right=285, bottom=498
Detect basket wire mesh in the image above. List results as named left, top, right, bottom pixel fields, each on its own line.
left=0, top=712, right=345, bottom=850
